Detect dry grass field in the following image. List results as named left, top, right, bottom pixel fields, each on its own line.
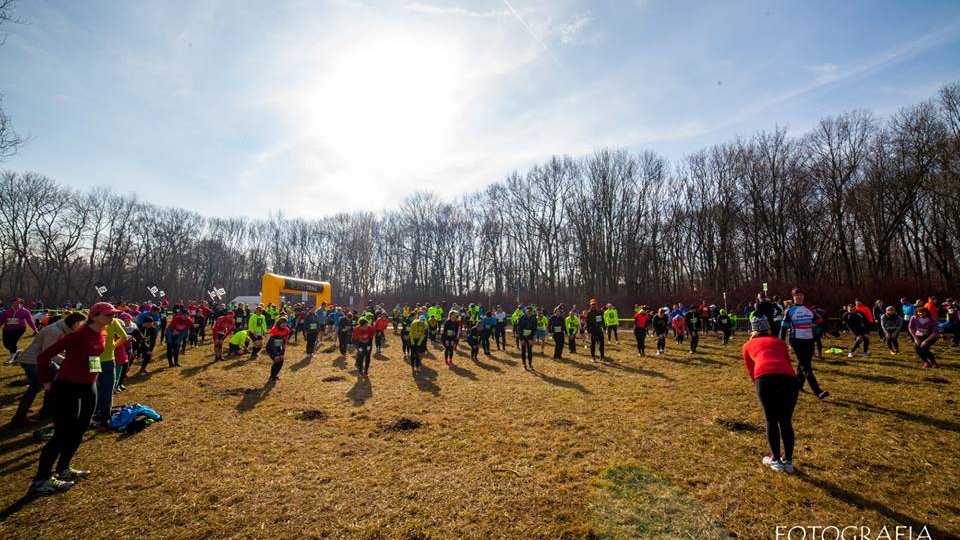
left=0, top=329, right=957, bottom=539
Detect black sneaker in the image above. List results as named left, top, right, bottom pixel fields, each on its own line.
left=817, top=391, right=830, bottom=399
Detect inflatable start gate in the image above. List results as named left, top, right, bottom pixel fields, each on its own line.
left=260, top=273, right=332, bottom=307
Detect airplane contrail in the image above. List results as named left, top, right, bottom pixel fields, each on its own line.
left=500, top=0, right=564, bottom=68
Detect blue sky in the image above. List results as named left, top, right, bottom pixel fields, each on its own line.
left=1, top=0, right=959, bottom=218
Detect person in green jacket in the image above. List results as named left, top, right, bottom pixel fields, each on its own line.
left=536, top=309, right=549, bottom=354
left=511, top=305, right=523, bottom=348
left=408, top=317, right=427, bottom=374
left=248, top=306, right=268, bottom=359
left=604, top=303, right=620, bottom=343
left=565, top=309, right=580, bottom=353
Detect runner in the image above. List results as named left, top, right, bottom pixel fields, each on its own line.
left=565, top=308, right=580, bottom=354
left=880, top=306, right=902, bottom=355
left=400, top=316, right=412, bottom=360
left=337, top=311, right=355, bottom=356
left=908, top=307, right=940, bottom=368
left=716, top=309, right=733, bottom=345
left=165, top=308, right=192, bottom=367
left=585, top=299, right=606, bottom=361
left=248, top=306, right=268, bottom=359
left=93, top=310, right=129, bottom=427
left=114, top=313, right=142, bottom=394
left=481, top=311, right=497, bottom=355
left=535, top=308, right=548, bottom=354
left=211, top=311, right=236, bottom=362
left=842, top=303, right=871, bottom=358
left=30, top=302, right=118, bottom=496
left=684, top=308, right=701, bottom=354
left=603, top=303, right=620, bottom=343
left=352, top=317, right=376, bottom=379
left=441, top=311, right=460, bottom=366
left=516, top=307, right=538, bottom=371
left=302, top=307, right=321, bottom=357
left=548, top=307, right=565, bottom=360
left=265, top=318, right=291, bottom=382
left=1, top=297, right=38, bottom=364
left=227, top=329, right=252, bottom=357
left=633, top=306, right=649, bottom=356
left=409, top=316, right=427, bottom=375
left=8, top=312, right=86, bottom=426
left=466, top=321, right=482, bottom=361
left=780, top=288, right=829, bottom=399
left=494, top=306, right=507, bottom=351
left=371, top=312, right=388, bottom=355
left=652, top=307, right=670, bottom=355
left=672, top=311, right=687, bottom=346
left=742, top=316, right=799, bottom=474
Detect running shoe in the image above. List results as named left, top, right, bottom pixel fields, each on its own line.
left=779, top=459, right=795, bottom=473
left=861, top=353, right=869, bottom=358
left=922, top=362, right=931, bottom=368
left=56, top=467, right=91, bottom=481
left=847, top=352, right=854, bottom=358
left=762, top=455, right=784, bottom=472
left=28, top=477, right=74, bottom=497
left=931, top=362, right=940, bottom=368
left=817, top=391, right=830, bottom=400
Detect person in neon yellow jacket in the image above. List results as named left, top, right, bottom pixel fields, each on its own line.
left=603, top=303, right=620, bottom=343
left=565, top=309, right=580, bottom=354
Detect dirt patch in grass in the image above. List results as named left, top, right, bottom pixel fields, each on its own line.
left=379, top=417, right=422, bottom=432
left=295, top=409, right=328, bottom=421
left=321, top=375, right=346, bottom=382
left=715, top=418, right=763, bottom=433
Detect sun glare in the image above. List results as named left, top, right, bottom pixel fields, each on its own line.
left=297, top=32, right=467, bottom=177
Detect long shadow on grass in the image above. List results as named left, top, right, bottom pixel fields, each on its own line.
left=487, top=354, right=518, bottom=367
left=447, top=363, right=478, bottom=381
left=414, top=364, right=441, bottom=396
left=346, top=378, right=373, bottom=406
left=658, top=355, right=725, bottom=369
left=604, top=361, right=674, bottom=381
left=223, top=356, right=252, bottom=371
left=470, top=357, right=503, bottom=373
left=824, top=397, right=960, bottom=433
left=0, top=495, right=37, bottom=522
left=794, top=471, right=953, bottom=540
left=236, top=380, right=276, bottom=413
left=289, top=355, right=313, bottom=372
left=554, top=355, right=602, bottom=372
left=818, top=369, right=905, bottom=385
left=532, top=370, right=592, bottom=394
left=333, top=355, right=346, bottom=370
left=180, top=358, right=219, bottom=378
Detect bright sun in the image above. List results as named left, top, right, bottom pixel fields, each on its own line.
left=297, top=31, right=468, bottom=178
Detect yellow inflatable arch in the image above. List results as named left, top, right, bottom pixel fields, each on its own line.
left=260, top=273, right=332, bottom=307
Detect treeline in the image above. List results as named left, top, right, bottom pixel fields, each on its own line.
left=1, top=81, right=959, bottom=308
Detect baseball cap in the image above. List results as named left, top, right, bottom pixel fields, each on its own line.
left=90, top=302, right=120, bottom=317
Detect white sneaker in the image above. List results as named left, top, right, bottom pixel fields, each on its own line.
left=847, top=352, right=854, bottom=358
left=762, top=455, right=784, bottom=472
left=4, top=351, right=17, bottom=365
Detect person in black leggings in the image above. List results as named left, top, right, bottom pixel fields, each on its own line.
left=652, top=308, right=670, bottom=355
left=742, top=317, right=800, bottom=473
left=516, top=308, right=538, bottom=370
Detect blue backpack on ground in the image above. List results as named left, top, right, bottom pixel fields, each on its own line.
left=109, top=403, right=162, bottom=432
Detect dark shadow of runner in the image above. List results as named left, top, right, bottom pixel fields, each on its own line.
left=289, top=355, right=313, bottom=372
left=414, top=363, right=441, bottom=396
left=236, top=380, right=276, bottom=413
left=448, top=363, right=478, bottom=381
left=532, top=370, right=592, bottom=394
left=346, top=377, right=372, bottom=406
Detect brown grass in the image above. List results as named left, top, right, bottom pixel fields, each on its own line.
left=0, top=331, right=958, bottom=539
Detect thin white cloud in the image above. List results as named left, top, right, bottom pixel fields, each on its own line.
left=404, top=2, right=508, bottom=18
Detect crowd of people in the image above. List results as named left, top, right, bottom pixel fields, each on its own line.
left=1, top=289, right=957, bottom=493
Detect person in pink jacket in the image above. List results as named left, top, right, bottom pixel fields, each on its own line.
left=1, top=297, right=39, bottom=363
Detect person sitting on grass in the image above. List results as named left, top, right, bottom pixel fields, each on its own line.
left=742, top=316, right=799, bottom=474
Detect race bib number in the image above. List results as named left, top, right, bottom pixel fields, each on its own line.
left=272, top=338, right=284, bottom=348
left=594, top=316, right=602, bottom=323
left=309, top=323, right=318, bottom=331
left=446, top=330, right=455, bottom=336
left=553, top=326, right=562, bottom=333
left=88, top=356, right=102, bottom=373
left=523, top=329, right=532, bottom=337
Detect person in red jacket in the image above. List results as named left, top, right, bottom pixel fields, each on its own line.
left=633, top=307, right=650, bottom=356
left=29, top=302, right=117, bottom=497
left=265, top=318, right=291, bottom=382
left=165, top=309, right=193, bottom=367
left=373, top=313, right=390, bottom=355
left=742, top=316, right=800, bottom=474
left=854, top=299, right=875, bottom=325
left=212, top=311, right=236, bottom=362
left=352, top=317, right=376, bottom=380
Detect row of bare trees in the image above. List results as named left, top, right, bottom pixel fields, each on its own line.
left=1, top=82, right=959, bottom=307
